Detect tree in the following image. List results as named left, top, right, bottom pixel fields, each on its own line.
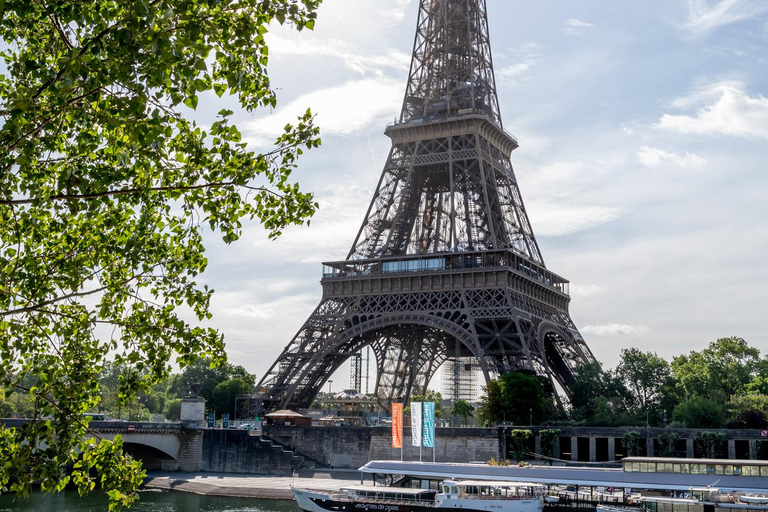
left=477, top=379, right=503, bottom=425
left=616, top=348, right=671, bottom=419
left=539, top=429, right=561, bottom=460
left=210, top=378, right=251, bottom=417
left=672, top=337, right=760, bottom=402
left=409, top=390, right=443, bottom=419
left=696, top=431, right=727, bottom=459
left=498, top=370, right=553, bottom=425
left=568, top=361, right=631, bottom=425
left=452, top=400, right=474, bottom=426
left=621, top=431, right=643, bottom=457
left=508, top=429, right=532, bottom=462
left=672, top=396, right=726, bottom=428
left=167, top=358, right=255, bottom=403
left=0, top=1, right=321, bottom=509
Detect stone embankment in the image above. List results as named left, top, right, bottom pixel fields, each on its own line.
left=143, top=469, right=360, bottom=499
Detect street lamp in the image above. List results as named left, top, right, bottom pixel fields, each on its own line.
left=328, top=380, right=333, bottom=396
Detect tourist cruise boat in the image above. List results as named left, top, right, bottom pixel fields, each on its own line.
left=293, top=480, right=545, bottom=512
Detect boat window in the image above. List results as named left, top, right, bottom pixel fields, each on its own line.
left=691, top=464, right=707, bottom=475
left=674, top=463, right=689, bottom=474
left=706, top=465, right=715, bottom=475
left=762, top=466, right=768, bottom=477
left=742, top=465, right=759, bottom=476
left=659, top=463, right=673, bottom=473
left=715, top=465, right=724, bottom=475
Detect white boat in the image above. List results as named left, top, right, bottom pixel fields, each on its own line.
left=293, top=480, right=545, bottom=512
left=642, top=491, right=768, bottom=512
left=738, top=495, right=768, bottom=505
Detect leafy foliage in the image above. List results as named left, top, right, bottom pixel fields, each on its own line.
left=451, top=399, right=474, bottom=426
left=616, top=348, right=671, bottom=417
left=672, top=396, right=726, bottom=428
left=0, top=0, right=321, bottom=507
left=539, top=428, right=561, bottom=459
left=696, top=431, right=728, bottom=459
left=622, top=431, right=643, bottom=457
left=508, top=428, right=532, bottom=461
left=672, top=337, right=760, bottom=401
left=477, top=370, right=554, bottom=426
left=657, top=432, right=679, bottom=457
left=405, top=390, right=443, bottom=419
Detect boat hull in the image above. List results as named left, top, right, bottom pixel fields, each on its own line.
left=293, top=489, right=542, bottom=512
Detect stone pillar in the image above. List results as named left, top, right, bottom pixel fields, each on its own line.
left=180, top=397, right=206, bottom=429
left=686, top=438, right=695, bottom=458
left=500, top=428, right=507, bottom=461
left=646, top=435, right=654, bottom=457
left=571, top=437, right=579, bottom=462
left=728, top=440, right=736, bottom=460
left=749, top=440, right=757, bottom=460
left=177, top=430, right=204, bottom=472
left=589, top=437, right=597, bottom=462
left=608, top=437, right=616, bottom=461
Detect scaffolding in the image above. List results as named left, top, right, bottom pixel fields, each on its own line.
left=441, top=357, right=480, bottom=403
left=350, top=352, right=363, bottom=392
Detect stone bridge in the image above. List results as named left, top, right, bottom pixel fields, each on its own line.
left=1, top=418, right=319, bottom=474
left=91, top=421, right=203, bottom=471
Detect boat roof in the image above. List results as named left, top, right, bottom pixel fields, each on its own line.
left=342, top=486, right=434, bottom=495
left=622, top=457, right=768, bottom=466
left=360, top=461, right=768, bottom=494
left=446, top=480, right=546, bottom=488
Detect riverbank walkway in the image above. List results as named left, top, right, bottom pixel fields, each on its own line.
left=144, top=469, right=361, bottom=499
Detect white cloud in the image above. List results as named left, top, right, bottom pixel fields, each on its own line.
left=563, top=19, right=595, bottom=35
left=243, top=78, right=403, bottom=146
left=382, top=0, right=413, bottom=23
left=497, top=61, right=538, bottom=87
left=569, top=284, right=603, bottom=299
left=637, top=146, right=706, bottom=168
left=683, top=0, right=768, bottom=37
left=528, top=202, right=623, bottom=237
left=268, top=34, right=411, bottom=75
left=656, top=84, right=768, bottom=140
left=581, top=323, right=650, bottom=336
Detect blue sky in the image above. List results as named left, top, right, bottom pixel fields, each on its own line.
left=196, top=0, right=768, bottom=388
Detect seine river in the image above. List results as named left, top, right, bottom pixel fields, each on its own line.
left=0, top=490, right=300, bottom=512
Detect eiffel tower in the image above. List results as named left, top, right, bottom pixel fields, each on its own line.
left=256, top=0, right=596, bottom=412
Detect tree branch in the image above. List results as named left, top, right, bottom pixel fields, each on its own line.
left=0, top=182, right=278, bottom=206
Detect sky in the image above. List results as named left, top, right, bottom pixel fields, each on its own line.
left=193, top=0, right=768, bottom=391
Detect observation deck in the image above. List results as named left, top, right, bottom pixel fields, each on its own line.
left=321, top=249, right=570, bottom=311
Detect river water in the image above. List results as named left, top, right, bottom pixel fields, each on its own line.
left=0, top=489, right=301, bottom=512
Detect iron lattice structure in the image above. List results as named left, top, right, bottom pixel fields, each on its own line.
left=256, top=0, right=596, bottom=413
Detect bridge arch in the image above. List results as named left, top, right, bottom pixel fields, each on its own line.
left=122, top=442, right=177, bottom=471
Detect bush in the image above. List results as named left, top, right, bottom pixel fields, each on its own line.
left=539, top=429, right=561, bottom=459
left=673, top=396, right=726, bottom=428
left=164, top=399, right=182, bottom=421
left=622, top=431, right=643, bottom=457
left=696, top=432, right=727, bottom=459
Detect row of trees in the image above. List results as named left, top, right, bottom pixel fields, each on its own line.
left=1, top=358, right=256, bottom=422
left=477, top=337, right=768, bottom=429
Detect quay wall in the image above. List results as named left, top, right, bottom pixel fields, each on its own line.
left=266, top=425, right=373, bottom=468
left=200, top=429, right=310, bottom=474
left=368, top=427, right=500, bottom=463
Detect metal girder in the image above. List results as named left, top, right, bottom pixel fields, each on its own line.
left=255, top=0, right=596, bottom=413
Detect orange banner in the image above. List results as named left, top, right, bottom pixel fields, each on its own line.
left=391, top=403, right=403, bottom=448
